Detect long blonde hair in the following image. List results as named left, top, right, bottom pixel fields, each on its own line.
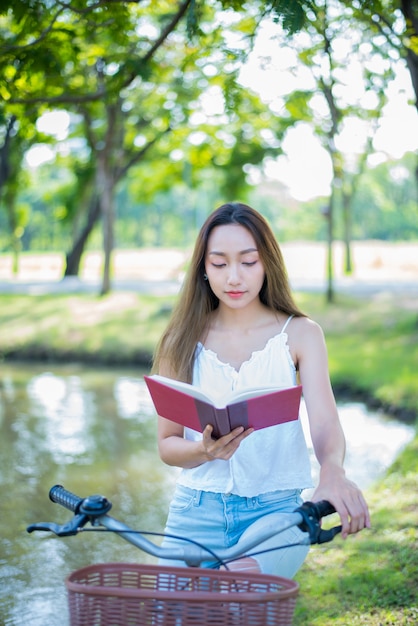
left=152, top=202, right=305, bottom=382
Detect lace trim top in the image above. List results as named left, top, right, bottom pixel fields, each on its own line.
left=176, top=316, right=313, bottom=497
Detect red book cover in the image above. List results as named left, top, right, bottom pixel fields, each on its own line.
left=144, top=375, right=302, bottom=439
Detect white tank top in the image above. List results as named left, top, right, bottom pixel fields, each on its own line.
left=176, top=316, right=313, bottom=497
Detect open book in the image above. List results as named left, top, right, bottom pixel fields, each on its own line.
left=144, top=374, right=302, bottom=439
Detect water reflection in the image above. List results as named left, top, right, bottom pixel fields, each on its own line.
left=28, top=373, right=92, bottom=462
left=0, top=363, right=414, bottom=626
left=114, top=376, right=157, bottom=421
left=338, top=403, right=414, bottom=486
left=0, top=363, right=175, bottom=626
left=301, top=401, right=414, bottom=498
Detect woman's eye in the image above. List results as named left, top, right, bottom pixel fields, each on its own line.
left=243, top=261, right=257, bottom=266
left=212, top=263, right=226, bottom=268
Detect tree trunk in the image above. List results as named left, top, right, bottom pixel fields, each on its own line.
left=64, top=195, right=101, bottom=276
left=401, top=0, right=418, bottom=108
left=12, top=236, right=20, bottom=276
left=342, top=190, right=353, bottom=275
left=326, top=190, right=335, bottom=304
left=0, top=115, right=16, bottom=192
left=97, top=155, right=114, bottom=296
left=401, top=0, right=418, bottom=189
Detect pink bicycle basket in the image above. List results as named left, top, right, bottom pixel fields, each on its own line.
left=66, top=562, right=299, bottom=625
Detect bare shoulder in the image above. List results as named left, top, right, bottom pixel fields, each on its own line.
left=289, top=315, right=324, bottom=336
left=287, top=316, right=326, bottom=359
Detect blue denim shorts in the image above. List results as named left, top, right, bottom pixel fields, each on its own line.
left=159, top=485, right=309, bottom=578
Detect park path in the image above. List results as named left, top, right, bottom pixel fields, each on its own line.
left=0, top=241, right=417, bottom=301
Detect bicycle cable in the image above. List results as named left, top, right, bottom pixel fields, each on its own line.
left=76, top=527, right=230, bottom=569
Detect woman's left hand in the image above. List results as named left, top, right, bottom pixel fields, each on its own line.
left=311, top=466, right=371, bottom=539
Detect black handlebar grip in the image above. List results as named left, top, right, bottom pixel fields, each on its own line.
left=49, top=484, right=83, bottom=513
left=295, top=500, right=340, bottom=544
left=312, top=500, right=336, bottom=519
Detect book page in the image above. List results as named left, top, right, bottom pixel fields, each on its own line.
left=148, top=375, right=215, bottom=404
left=225, top=385, right=285, bottom=406
left=148, top=375, right=290, bottom=408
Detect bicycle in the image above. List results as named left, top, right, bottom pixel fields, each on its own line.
left=27, top=484, right=342, bottom=626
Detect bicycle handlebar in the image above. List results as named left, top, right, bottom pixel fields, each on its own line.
left=294, top=500, right=342, bottom=544
left=49, top=484, right=84, bottom=512
left=27, top=484, right=342, bottom=567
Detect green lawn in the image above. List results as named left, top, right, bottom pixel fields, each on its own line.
left=1, top=289, right=416, bottom=415
left=294, top=437, right=418, bottom=625
left=0, top=291, right=170, bottom=366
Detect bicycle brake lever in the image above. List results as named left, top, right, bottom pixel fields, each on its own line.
left=317, top=525, right=342, bottom=544
left=27, top=513, right=89, bottom=537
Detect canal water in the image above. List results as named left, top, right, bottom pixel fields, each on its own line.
left=0, top=362, right=414, bottom=626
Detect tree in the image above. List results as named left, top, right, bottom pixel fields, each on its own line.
left=343, top=1, right=417, bottom=109
left=252, top=2, right=394, bottom=300
left=2, top=0, right=415, bottom=301
left=1, top=1, right=196, bottom=292
left=401, top=0, right=418, bottom=108
left=0, top=109, right=47, bottom=270
left=1, top=0, right=303, bottom=293
left=345, top=0, right=418, bottom=189
left=352, top=151, right=418, bottom=239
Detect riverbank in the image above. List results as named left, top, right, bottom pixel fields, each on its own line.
left=1, top=288, right=417, bottom=420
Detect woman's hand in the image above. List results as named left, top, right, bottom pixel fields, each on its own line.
left=312, top=465, right=371, bottom=539
left=158, top=415, right=253, bottom=468
left=202, top=425, right=254, bottom=461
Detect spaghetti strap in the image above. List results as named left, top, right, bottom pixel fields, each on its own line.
left=281, top=315, right=294, bottom=334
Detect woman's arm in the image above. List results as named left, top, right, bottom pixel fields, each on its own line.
left=292, top=317, right=371, bottom=538
left=158, top=416, right=252, bottom=468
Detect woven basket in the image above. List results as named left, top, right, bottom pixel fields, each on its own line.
left=66, top=562, right=299, bottom=625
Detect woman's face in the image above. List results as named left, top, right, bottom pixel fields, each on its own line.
left=204, top=223, right=265, bottom=310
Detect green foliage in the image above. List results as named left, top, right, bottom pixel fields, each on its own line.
left=186, top=0, right=204, bottom=38
left=1, top=0, right=297, bottom=274
left=220, top=0, right=314, bottom=33
left=267, top=0, right=314, bottom=32
left=294, top=426, right=418, bottom=625
left=249, top=151, right=417, bottom=243
left=2, top=149, right=415, bottom=252
left=1, top=0, right=416, bottom=268
left=352, top=153, right=418, bottom=240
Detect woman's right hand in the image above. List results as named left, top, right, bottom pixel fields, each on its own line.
left=158, top=415, right=252, bottom=468
left=202, top=424, right=253, bottom=461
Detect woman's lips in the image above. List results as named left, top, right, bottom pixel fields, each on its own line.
left=226, top=291, right=245, bottom=298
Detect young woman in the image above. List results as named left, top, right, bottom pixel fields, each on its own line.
left=152, top=202, right=370, bottom=577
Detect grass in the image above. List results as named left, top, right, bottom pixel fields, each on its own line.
left=3, top=288, right=416, bottom=415
left=0, top=287, right=417, bottom=624
left=296, top=292, right=418, bottom=418
left=293, top=441, right=418, bottom=624
left=0, top=292, right=173, bottom=366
